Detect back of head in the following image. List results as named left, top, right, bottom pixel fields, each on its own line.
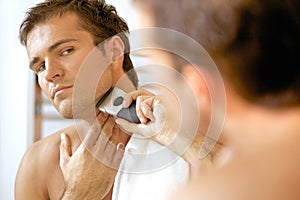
left=135, top=0, right=300, bottom=106
left=218, top=0, right=300, bottom=106
left=20, top=0, right=138, bottom=86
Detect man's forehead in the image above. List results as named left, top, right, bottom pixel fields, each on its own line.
left=26, top=14, right=81, bottom=49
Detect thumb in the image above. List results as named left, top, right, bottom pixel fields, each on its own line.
left=59, top=133, right=72, bottom=167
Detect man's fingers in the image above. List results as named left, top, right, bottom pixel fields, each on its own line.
left=100, top=116, right=115, bottom=140
left=123, top=89, right=154, bottom=108
left=123, top=93, right=134, bottom=108
left=60, top=133, right=72, bottom=166
left=92, top=116, right=116, bottom=154
left=92, top=123, right=129, bottom=169
left=134, top=96, right=155, bottom=123
left=115, top=118, right=149, bottom=137
left=136, top=101, right=148, bottom=124
left=110, top=124, right=130, bottom=146
left=82, top=112, right=109, bottom=148
left=96, top=120, right=130, bottom=155
left=111, top=142, right=126, bottom=168
left=140, top=99, right=156, bottom=122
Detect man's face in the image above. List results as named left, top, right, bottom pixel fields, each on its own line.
left=26, top=13, right=113, bottom=118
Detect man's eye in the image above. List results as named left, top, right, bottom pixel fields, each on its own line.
left=36, top=63, right=46, bottom=73
left=61, top=48, right=74, bottom=56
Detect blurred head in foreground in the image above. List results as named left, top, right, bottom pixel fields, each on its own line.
left=133, top=0, right=300, bottom=199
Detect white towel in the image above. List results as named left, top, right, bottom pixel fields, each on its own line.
left=112, top=134, right=189, bottom=200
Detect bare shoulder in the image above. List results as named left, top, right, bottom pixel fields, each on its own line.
left=15, top=125, right=80, bottom=200
left=21, top=124, right=79, bottom=169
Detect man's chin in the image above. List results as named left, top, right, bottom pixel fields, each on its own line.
left=61, top=112, right=73, bottom=119
left=53, top=100, right=73, bottom=119
left=56, top=107, right=73, bottom=119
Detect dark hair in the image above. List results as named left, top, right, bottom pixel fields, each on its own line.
left=135, top=0, right=300, bottom=106
left=221, top=0, right=300, bottom=106
left=20, top=0, right=137, bottom=87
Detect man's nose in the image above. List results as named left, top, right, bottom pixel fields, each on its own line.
left=44, top=60, right=64, bottom=82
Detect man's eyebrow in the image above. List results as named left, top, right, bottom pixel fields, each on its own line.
left=47, top=38, right=77, bottom=53
left=29, top=57, right=40, bottom=70
left=29, top=38, right=77, bottom=69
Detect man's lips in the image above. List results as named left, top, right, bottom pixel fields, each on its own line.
left=51, top=85, right=73, bottom=98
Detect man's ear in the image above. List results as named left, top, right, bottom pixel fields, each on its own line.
left=107, top=36, right=125, bottom=67
left=182, top=64, right=214, bottom=135
left=181, top=64, right=211, bottom=107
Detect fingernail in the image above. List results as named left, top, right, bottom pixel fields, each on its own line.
left=115, top=119, right=121, bottom=124
left=117, top=142, right=125, bottom=150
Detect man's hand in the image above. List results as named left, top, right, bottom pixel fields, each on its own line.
left=115, top=88, right=201, bottom=162
left=59, top=112, right=130, bottom=200
left=116, top=88, right=179, bottom=140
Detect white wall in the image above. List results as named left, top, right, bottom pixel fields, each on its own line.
left=0, top=1, right=41, bottom=199
left=106, top=0, right=138, bottom=29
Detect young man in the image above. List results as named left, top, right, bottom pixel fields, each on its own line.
left=119, top=0, right=300, bottom=199
left=15, top=0, right=137, bottom=199
left=16, top=1, right=189, bottom=200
